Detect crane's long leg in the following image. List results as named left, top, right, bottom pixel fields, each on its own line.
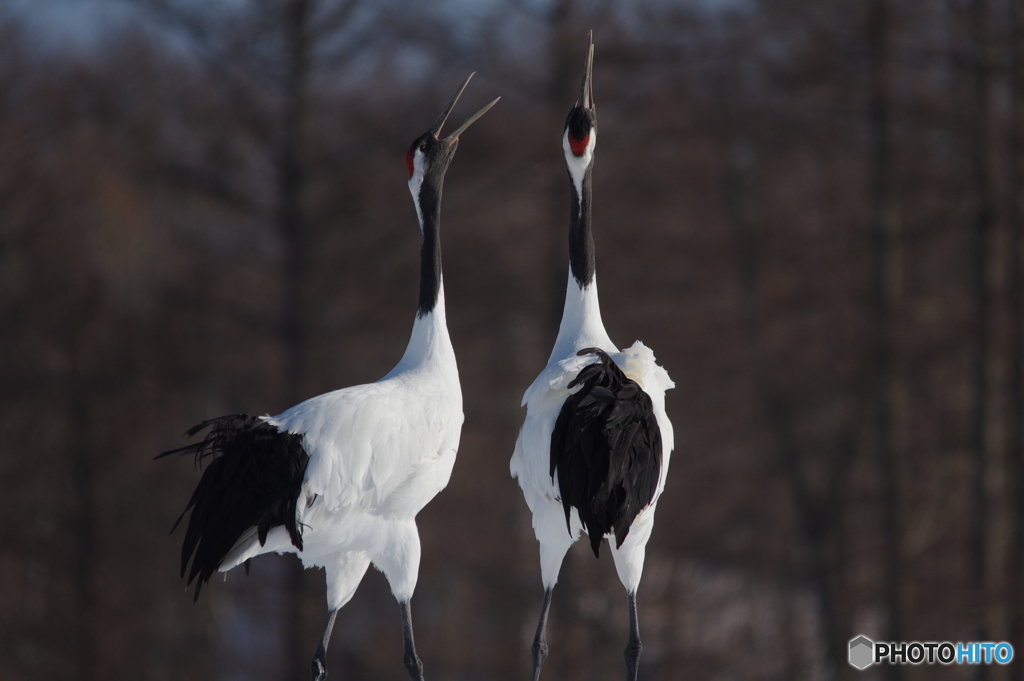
left=400, top=600, right=425, bottom=681
left=311, top=609, right=338, bottom=681
left=530, top=587, right=554, bottom=681
left=624, top=591, right=642, bottom=681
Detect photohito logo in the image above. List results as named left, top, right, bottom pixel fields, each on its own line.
left=849, top=636, right=874, bottom=670
left=849, top=635, right=1014, bottom=669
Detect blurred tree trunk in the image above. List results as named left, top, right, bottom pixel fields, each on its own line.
left=1006, top=0, right=1024, bottom=675
left=867, top=1, right=906, bottom=678
left=967, top=0, right=994, bottom=669
left=69, top=285, right=102, bottom=681
left=724, top=145, right=850, bottom=681
left=281, top=3, right=310, bottom=405
left=279, top=2, right=315, bottom=678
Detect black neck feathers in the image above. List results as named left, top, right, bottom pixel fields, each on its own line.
left=568, top=165, right=595, bottom=288
left=416, top=179, right=443, bottom=317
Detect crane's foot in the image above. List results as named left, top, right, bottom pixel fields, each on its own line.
left=531, top=636, right=549, bottom=680
left=311, top=652, right=327, bottom=681
left=311, top=609, right=338, bottom=681
left=530, top=587, right=554, bottom=681
left=623, top=639, right=642, bottom=681
left=403, top=649, right=424, bottom=681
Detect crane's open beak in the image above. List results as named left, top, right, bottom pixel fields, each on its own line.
left=577, top=32, right=594, bottom=111
left=429, top=72, right=500, bottom=144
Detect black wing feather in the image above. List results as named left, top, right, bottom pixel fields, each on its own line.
left=158, top=414, right=309, bottom=601
left=550, top=348, right=662, bottom=558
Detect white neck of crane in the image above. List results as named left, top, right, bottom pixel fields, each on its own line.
left=548, top=271, right=616, bottom=364
left=382, top=162, right=457, bottom=381
left=384, top=282, right=458, bottom=379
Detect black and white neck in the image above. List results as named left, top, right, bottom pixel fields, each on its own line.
left=387, top=74, right=499, bottom=376
left=564, top=122, right=596, bottom=289
left=549, top=44, right=615, bottom=363
left=409, top=144, right=445, bottom=320
left=389, top=143, right=455, bottom=376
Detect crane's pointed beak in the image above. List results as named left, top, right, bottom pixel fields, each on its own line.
left=429, top=73, right=474, bottom=138
left=577, top=32, right=594, bottom=111
left=444, top=96, right=500, bottom=143
left=429, top=73, right=500, bottom=143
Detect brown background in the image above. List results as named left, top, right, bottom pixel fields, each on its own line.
left=2, top=0, right=1024, bottom=679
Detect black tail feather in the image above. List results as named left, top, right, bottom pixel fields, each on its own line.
left=550, top=348, right=662, bottom=557
left=160, top=414, right=310, bottom=600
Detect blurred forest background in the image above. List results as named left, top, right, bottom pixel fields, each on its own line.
left=2, top=0, right=1024, bottom=679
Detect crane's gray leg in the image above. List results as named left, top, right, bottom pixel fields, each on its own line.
left=624, top=591, right=642, bottom=681
left=400, top=600, right=424, bottom=681
left=531, top=587, right=554, bottom=681
left=311, top=609, right=338, bottom=681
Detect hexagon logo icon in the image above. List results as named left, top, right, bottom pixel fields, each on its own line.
left=849, top=635, right=874, bottom=670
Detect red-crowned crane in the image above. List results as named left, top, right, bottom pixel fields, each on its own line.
left=160, top=75, right=498, bottom=681
left=509, top=35, right=674, bottom=681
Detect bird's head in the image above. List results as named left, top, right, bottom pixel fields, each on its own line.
left=563, top=33, right=596, bottom=177
left=406, top=73, right=499, bottom=199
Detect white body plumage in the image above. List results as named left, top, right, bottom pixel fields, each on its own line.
left=221, top=298, right=463, bottom=608
left=510, top=274, right=674, bottom=593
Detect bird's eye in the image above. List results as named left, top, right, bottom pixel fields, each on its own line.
left=419, top=143, right=426, bottom=151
